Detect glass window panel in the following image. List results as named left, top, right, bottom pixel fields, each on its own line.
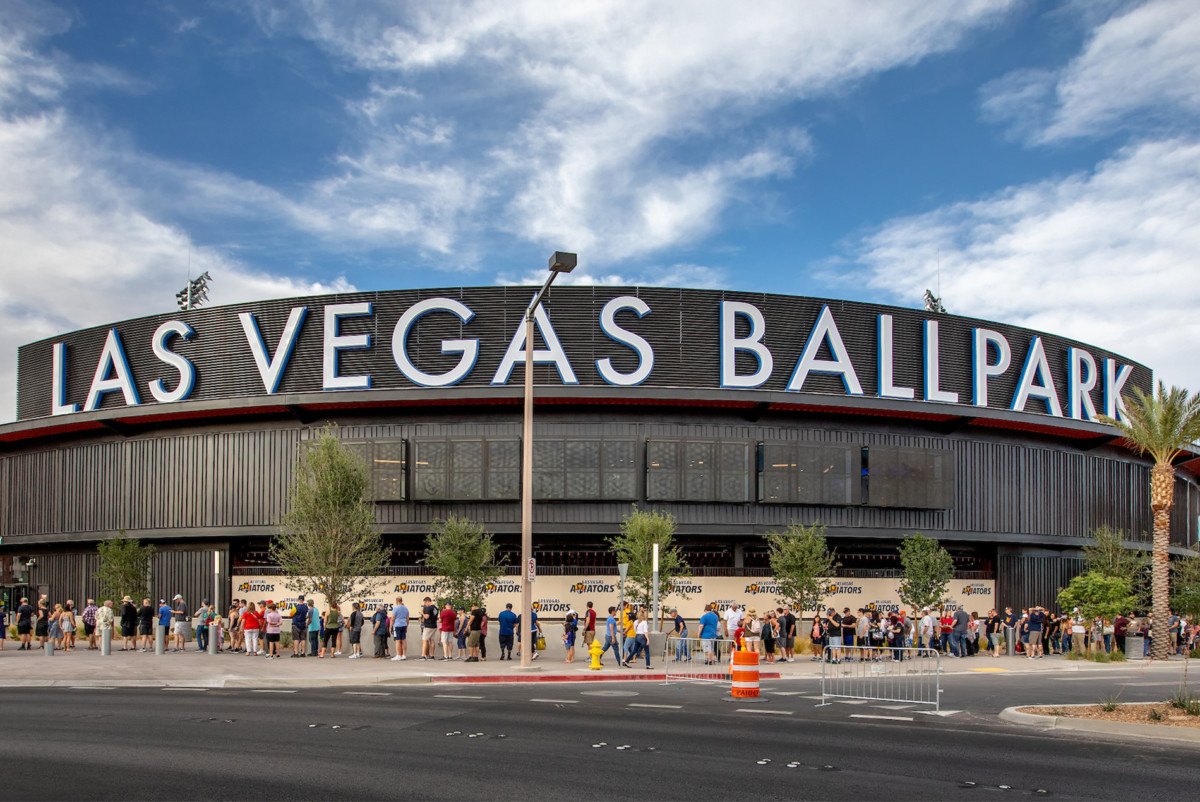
left=487, top=469, right=519, bottom=500
left=451, top=470, right=482, bottom=499
left=717, top=472, right=748, bottom=502
left=415, top=440, right=447, bottom=471
left=453, top=440, right=483, bottom=470
left=646, top=471, right=678, bottom=500
left=488, top=439, right=520, bottom=469
left=566, top=470, right=600, bottom=499
left=533, top=471, right=562, bottom=499
left=647, top=441, right=677, bottom=471
left=603, top=440, right=635, bottom=470
left=535, top=440, right=564, bottom=471
left=565, top=439, right=600, bottom=471
left=603, top=470, right=636, bottom=499
left=718, top=442, right=746, bottom=472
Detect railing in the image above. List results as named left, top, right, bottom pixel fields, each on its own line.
left=662, top=637, right=737, bottom=684
left=231, top=566, right=991, bottom=580
left=819, top=646, right=942, bottom=711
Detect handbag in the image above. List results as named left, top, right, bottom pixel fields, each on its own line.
left=535, top=635, right=547, bottom=651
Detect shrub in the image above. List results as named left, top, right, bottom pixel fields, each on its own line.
left=1148, top=708, right=1164, bottom=722
left=1100, top=693, right=1121, bottom=712
left=280, top=631, right=293, bottom=649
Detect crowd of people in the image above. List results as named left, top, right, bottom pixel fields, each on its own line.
left=4, top=592, right=1198, bottom=664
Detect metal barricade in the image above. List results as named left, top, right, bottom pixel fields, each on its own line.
left=819, top=646, right=942, bottom=711
left=663, top=637, right=736, bottom=684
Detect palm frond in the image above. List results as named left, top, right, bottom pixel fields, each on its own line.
left=1100, top=381, right=1200, bottom=465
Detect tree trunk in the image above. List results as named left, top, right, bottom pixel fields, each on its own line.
left=1150, top=463, right=1174, bottom=661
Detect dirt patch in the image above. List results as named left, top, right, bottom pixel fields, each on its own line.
left=1021, top=703, right=1200, bottom=729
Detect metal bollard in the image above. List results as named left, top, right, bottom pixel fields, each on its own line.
left=101, top=627, right=112, bottom=656
left=1005, top=627, right=1015, bottom=657
left=155, top=625, right=166, bottom=655
left=45, top=638, right=55, bottom=656
left=208, top=623, right=218, bottom=655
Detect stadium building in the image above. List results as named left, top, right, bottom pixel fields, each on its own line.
left=1, top=286, right=1197, bottom=616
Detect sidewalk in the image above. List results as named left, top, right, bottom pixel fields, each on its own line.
left=0, top=640, right=1184, bottom=688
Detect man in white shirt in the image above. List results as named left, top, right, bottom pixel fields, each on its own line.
left=723, top=604, right=743, bottom=645
left=919, top=608, right=937, bottom=650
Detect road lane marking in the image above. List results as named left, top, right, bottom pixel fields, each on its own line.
left=162, top=687, right=209, bottom=692
left=874, top=704, right=913, bottom=710
left=434, top=694, right=484, bottom=700
left=851, top=714, right=914, bottom=722
left=968, top=667, right=1009, bottom=673
left=735, top=708, right=792, bottom=715
left=767, top=691, right=805, bottom=696
left=1118, top=681, right=1180, bottom=687
left=344, top=691, right=391, bottom=696
left=1048, top=675, right=1139, bottom=682
left=530, top=698, right=579, bottom=704
left=252, top=689, right=296, bottom=694
left=628, top=703, right=682, bottom=709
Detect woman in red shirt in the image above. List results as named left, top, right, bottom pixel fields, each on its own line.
left=242, top=603, right=262, bottom=656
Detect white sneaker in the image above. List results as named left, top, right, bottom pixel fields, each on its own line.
left=334, top=651, right=342, bottom=656
left=390, top=655, right=403, bottom=661
left=398, top=655, right=407, bottom=660
left=349, top=653, right=360, bottom=659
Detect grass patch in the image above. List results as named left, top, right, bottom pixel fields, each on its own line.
left=1100, top=692, right=1121, bottom=712
left=1169, top=688, right=1200, bottom=716
left=1149, top=708, right=1164, bottom=722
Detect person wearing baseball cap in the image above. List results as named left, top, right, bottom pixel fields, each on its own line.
left=171, top=594, right=189, bottom=652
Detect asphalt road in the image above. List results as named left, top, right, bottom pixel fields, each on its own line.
left=2, top=667, right=1197, bottom=801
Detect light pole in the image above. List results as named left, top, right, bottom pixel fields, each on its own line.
left=651, top=542, right=660, bottom=633
left=519, top=251, right=577, bottom=669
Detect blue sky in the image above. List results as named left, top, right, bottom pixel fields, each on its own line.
left=1, top=0, right=1198, bottom=421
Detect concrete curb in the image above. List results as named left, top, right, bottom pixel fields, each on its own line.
left=999, top=704, right=1200, bottom=747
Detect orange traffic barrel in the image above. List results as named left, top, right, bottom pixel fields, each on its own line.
left=731, top=649, right=760, bottom=698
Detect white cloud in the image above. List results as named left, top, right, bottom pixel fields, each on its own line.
left=256, top=0, right=1016, bottom=260
left=852, top=138, right=1200, bottom=391
left=498, top=262, right=727, bottom=289
left=983, top=0, right=1200, bottom=143
left=0, top=24, right=355, bottom=423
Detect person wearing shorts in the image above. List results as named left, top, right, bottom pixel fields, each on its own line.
left=420, top=597, right=438, bottom=659
left=438, top=602, right=456, bottom=660
left=390, top=597, right=410, bottom=661
left=16, top=597, right=34, bottom=650
left=263, top=602, right=283, bottom=658
left=171, top=594, right=189, bottom=651
left=348, top=602, right=365, bottom=658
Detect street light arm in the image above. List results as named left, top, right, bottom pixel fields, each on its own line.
left=528, top=270, right=560, bottom=319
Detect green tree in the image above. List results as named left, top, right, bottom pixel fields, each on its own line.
left=897, top=533, right=954, bottom=611
left=1083, top=525, right=1150, bottom=608
left=270, top=426, right=389, bottom=610
left=96, top=532, right=154, bottom=603
left=423, top=515, right=504, bottom=610
left=1057, top=571, right=1136, bottom=624
left=1101, top=381, right=1200, bottom=660
left=1172, top=556, right=1200, bottom=621
left=765, top=522, right=839, bottom=620
left=609, top=507, right=689, bottom=611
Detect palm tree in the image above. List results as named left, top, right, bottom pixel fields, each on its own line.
left=1101, top=382, right=1200, bottom=660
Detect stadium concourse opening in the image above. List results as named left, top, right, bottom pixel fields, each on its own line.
left=1, top=286, right=1197, bottom=616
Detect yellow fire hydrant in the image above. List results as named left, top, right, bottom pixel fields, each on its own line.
left=589, top=637, right=604, bottom=670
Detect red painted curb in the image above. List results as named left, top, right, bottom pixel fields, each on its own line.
left=430, top=671, right=783, bottom=684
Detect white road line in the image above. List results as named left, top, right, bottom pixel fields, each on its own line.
left=530, top=698, right=579, bottom=704
left=70, top=686, right=114, bottom=690
left=767, top=691, right=805, bottom=696
left=628, top=703, right=682, bottom=709
left=1118, top=681, right=1180, bottom=687
left=850, top=714, right=914, bottom=722
left=735, top=708, right=793, bottom=716
left=874, top=704, right=914, bottom=710
left=162, top=687, right=209, bottom=692
left=343, top=691, right=391, bottom=696
left=1048, top=675, right=1139, bottom=682
left=251, top=689, right=296, bottom=694
left=434, top=694, right=484, bottom=700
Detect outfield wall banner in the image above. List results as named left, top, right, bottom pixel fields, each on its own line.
left=231, top=575, right=995, bottom=621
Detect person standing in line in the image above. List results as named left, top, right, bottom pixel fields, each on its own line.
left=697, top=603, right=720, bottom=665
left=290, top=595, right=309, bottom=658
left=241, top=601, right=262, bottom=656
left=34, top=599, right=50, bottom=649
left=743, top=608, right=762, bottom=655
left=263, top=602, right=283, bottom=658
left=195, top=600, right=213, bottom=653
left=762, top=611, right=777, bottom=663
left=227, top=602, right=242, bottom=652
left=60, top=602, right=77, bottom=651
left=115, top=597, right=136, bottom=651
left=672, top=608, right=689, bottom=662
left=80, top=599, right=98, bottom=651
left=466, top=604, right=484, bottom=663
left=781, top=606, right=798, bottom=663
left=0, top=603, right=6, bottom=651
left=1114, top=611, right=1130, bottom=655
left=16, top=597, right=34, bottom=650
left=562, top=610, right=578, bottom=664
left=171, top=594, right=189, bottom=652
left=347, top=602, right=365, bottom=659
left=478, top=607, right=488, bottom=661
left=722, top=603, right=742, bottom=646
left=305, top=599, right=321, bottom=657
left=390, top=597, right=410, bottom=661
left=840, top=608, right=857, bottom=662
left=438, top=602, right=457, bottom=661
left=582, top=601, right=597, bottom=650
left=632, top=609, right=651, bottom=668
left=321, top=604, right=342, bottom=657
left=137, top=599, right=153, bottom=652
left=95, top=600, right=115, bottom=648
left=1026, top=605, right=1046, bottom=659
left=497, top=603, right=517, bottom=660
left=211, top=605, right=225, bottom=653
left=949, top=606, right=970, bottom=658
left=419, top=597, right=438, bottom=660
left=454, top=608, right=470, bottom=660
left=372, top=603, right=390, bottom=659
left=620, top=602, right=638, bottom=664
